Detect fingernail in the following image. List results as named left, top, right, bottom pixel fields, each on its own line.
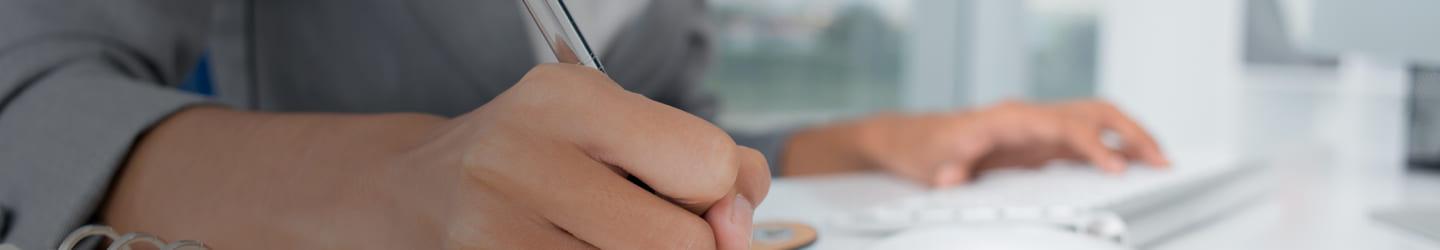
left=733, top=194, right=755, bottom=245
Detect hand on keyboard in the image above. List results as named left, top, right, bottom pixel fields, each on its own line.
left=783, top=99, right=1170, bottom=187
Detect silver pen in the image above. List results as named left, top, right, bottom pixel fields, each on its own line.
left=521, top=0, right=606, bottom=72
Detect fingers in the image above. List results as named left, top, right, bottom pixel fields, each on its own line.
left=498, top=64, right=763, bottom=248
left=513, top=64, right=750, bottom=215
left=445, top=180, right=596, bottom=249
left=705, top=193, right=754, bottom=250
left=1091, top=102, right=1169, bottom=167
left=1064, top=122, right=1127, bottom=173
left=733, top=147, right=772, bottom=207
left=518, top=146, right=720, bottom=249
left=580, top=92, right=741, bottom=213
left=1062, top=100, right=1167, bottom=167
left=704, top=147, right=770, bottom=250
left=889, top=99, right=1163, bottom=185
left=472, top=64, right=769, bottom=249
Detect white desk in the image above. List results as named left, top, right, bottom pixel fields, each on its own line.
left=1152, top=66, right=1440, bottom=249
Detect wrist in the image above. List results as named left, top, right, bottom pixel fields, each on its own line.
left=780, top=114, right=884, bottom=176
left=850, top=112, right=908, bottom=168
left=280, top=112, right=452, bottom=248
left=362, top=113, right=455, bottom=249
left=111, top=107, right=453, bottom=248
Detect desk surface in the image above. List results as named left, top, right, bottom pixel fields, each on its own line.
left=1154, top=151, right=1440, bottom=250
left=1154, top=68, right=1440, bottom=249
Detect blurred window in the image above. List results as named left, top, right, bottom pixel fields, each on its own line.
left=704, top=0, right=910, bottom=130
left=1024, top=0, right=1100, bottom=100
left=702, top=0, right=1103, bottom=129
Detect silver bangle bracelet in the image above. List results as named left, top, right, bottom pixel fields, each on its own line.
left=59, top=225, right=208, bottom=250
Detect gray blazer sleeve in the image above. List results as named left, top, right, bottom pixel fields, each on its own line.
left=0, top=0, right=211, bottom=248
left=604, top=0, right=794, bottom=177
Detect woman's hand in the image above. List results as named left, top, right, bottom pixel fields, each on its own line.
left=406, top=64, right=771, bottom=249
left=108, top=64, right=768, bottom=249
left=783, top=100, right=1167, bottom=187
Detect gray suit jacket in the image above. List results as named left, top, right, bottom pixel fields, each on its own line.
left=0, top=0, right=789, bottom=248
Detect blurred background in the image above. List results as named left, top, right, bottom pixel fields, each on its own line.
left=698, top=0, right=1440, bottom=163
left=704, top=0, right=1106, bottom=129
left=705, top=0, right=1099, bottom=131
left=703, top=1, right=1440, bottom=248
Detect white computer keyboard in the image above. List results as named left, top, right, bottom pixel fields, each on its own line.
left=826, top=205, right=1130, bottom=243
left=753, top=149, right=1255, bottom=249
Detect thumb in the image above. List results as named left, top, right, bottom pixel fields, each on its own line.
left=705, top=193, right=755, bottom=250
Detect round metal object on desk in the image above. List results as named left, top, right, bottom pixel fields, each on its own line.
left=751, top=221, right=818, bottom=250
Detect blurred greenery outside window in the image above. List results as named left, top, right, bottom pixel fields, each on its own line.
left=1025, top=0, right=1100, bottom=101
left=702, top=0, right=1101, bottom=130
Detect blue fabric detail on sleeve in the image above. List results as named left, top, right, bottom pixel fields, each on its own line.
left=178, top=54, right=213, bottom=96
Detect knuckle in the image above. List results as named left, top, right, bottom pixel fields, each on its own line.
left=651, top=121, right=741, bottom=204
left=459, top=150, right=505, bottom=186
left=689, top=135, right=740, bottom=200
left=738, top=146, right=770, bottom=175
left=516, top=65, right=564, bottom=88
left=694, top=124, right=739, bottom=161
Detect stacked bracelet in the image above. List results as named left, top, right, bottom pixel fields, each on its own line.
left=59, top=225, right=208, bottom=250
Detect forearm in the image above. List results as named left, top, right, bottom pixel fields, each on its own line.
left=102, top=106, right=451, bottom=248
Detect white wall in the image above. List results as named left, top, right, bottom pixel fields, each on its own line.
left=1098, top=0, right=1245, bottom=152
